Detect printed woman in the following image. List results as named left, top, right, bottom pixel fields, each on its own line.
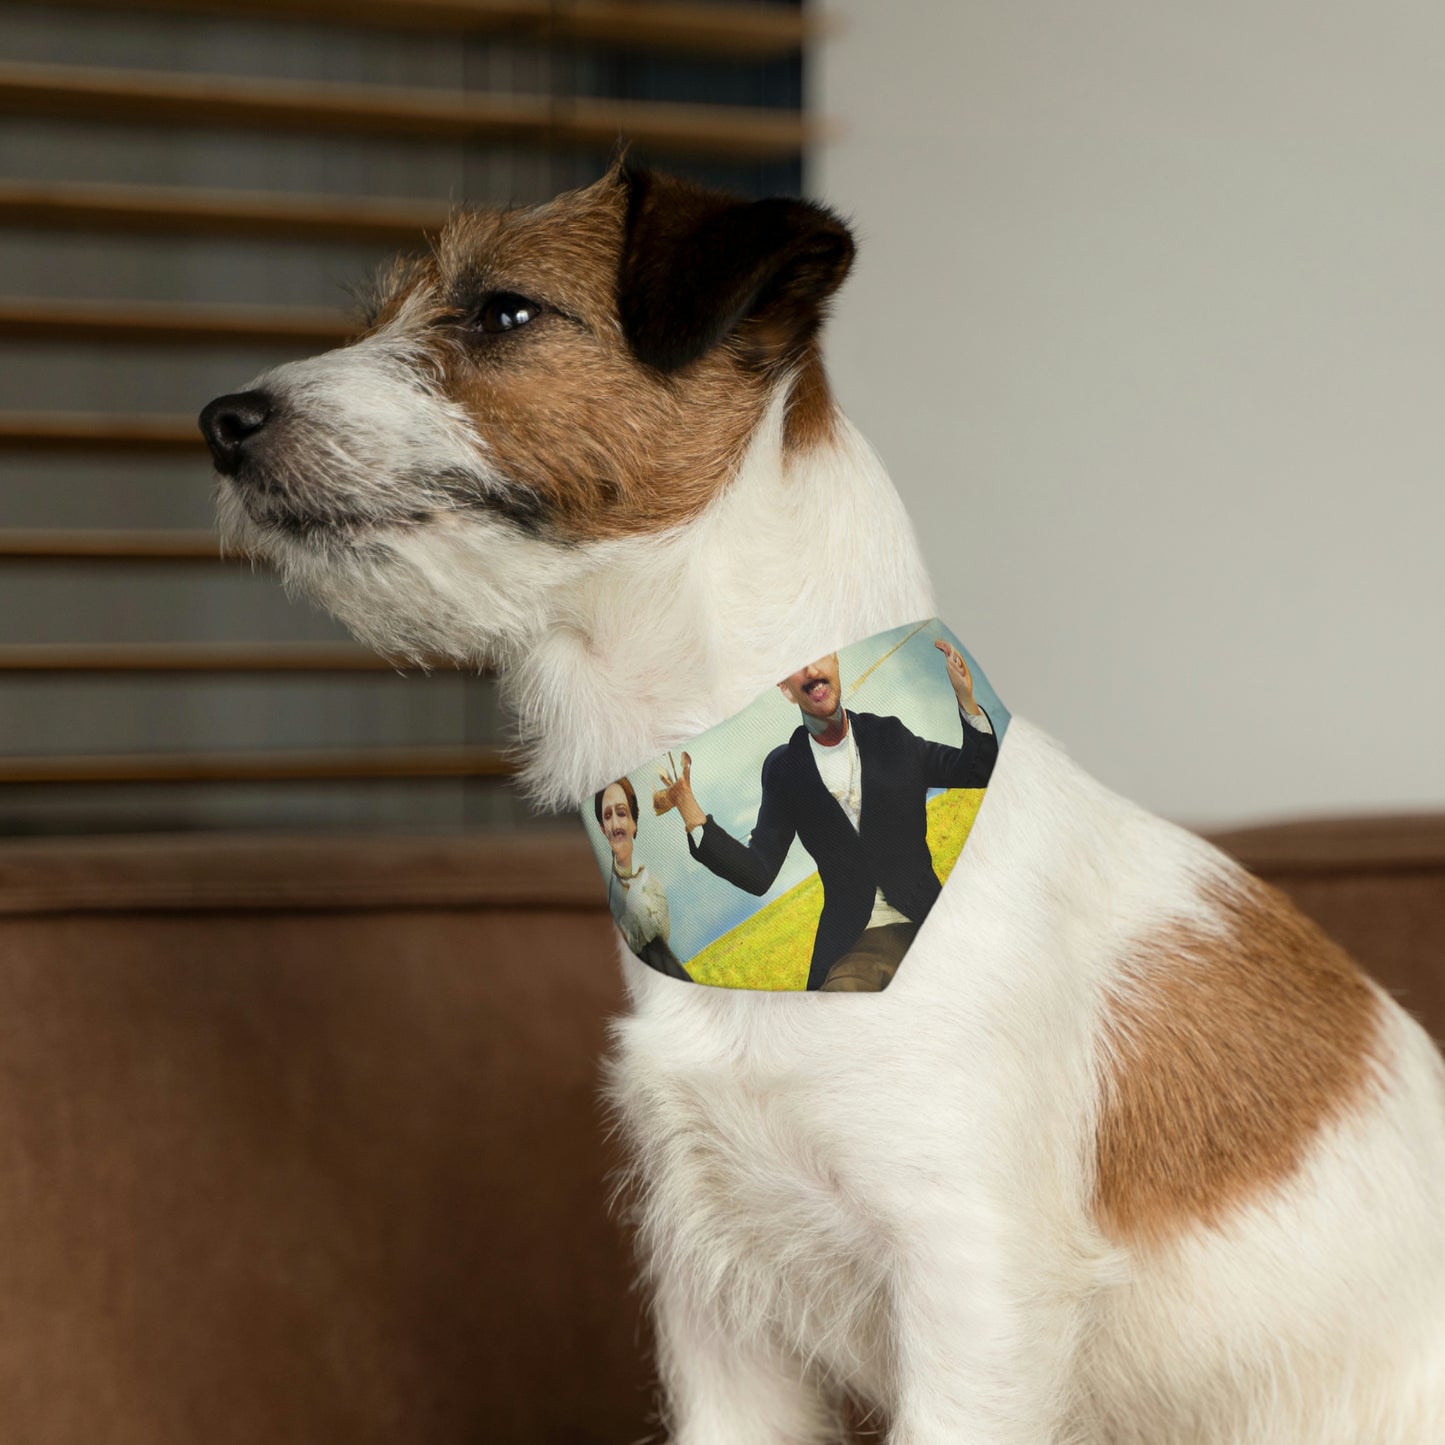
left=595, top=777, right=691, bottom=982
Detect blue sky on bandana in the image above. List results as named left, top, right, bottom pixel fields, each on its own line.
left=582, top=620, right=1009, bottom=963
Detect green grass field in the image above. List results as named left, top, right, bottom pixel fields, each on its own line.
left=684, top=788, right=987, bottom=989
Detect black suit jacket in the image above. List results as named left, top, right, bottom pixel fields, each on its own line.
left=689, top=707, right=999, bottom=989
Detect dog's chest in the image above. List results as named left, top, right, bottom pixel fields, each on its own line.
left=612, top=1030, right=896, bottom=1389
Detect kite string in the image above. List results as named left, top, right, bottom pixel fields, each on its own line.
left=845, top=620, right=932, bottom=700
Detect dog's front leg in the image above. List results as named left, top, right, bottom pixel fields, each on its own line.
left=654, top=1273, right=842, bottom=1445
left=884, top=1212, right=1088, bottom=1445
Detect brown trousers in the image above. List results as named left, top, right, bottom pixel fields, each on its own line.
left=818, top=920, right=919, bottom=993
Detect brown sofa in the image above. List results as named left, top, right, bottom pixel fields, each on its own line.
left=0, top=818, right=1439, bottom=1443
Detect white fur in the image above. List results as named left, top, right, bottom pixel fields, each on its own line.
left=221, top=347, right=1445, bottom=1441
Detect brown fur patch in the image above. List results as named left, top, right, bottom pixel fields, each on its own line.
left=783, top=341, right=840, bottom=453
left=362, top=171, right=846, bottom=541
left=359, top=178, right=750, bottom=541
left=1094, top=873, right=1382, bottom=1247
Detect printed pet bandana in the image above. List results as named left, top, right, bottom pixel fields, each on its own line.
left=582, top=620, right=1009, bottom=992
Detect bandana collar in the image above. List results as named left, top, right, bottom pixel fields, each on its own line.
left=583, top=619, right=1009, bottom=992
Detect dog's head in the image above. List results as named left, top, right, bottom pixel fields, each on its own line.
left=199, top=166, right=854, bottom=664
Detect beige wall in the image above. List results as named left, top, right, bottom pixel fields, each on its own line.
left=813, top=1, right=1445, bottom=827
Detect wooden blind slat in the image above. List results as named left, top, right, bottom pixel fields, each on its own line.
left=0, top=746, right=513, bottom=784
left=0, top=62, right=818, bottom=161
left=20, top=0, right=815, bottom=58
left=0, top=298, right=353, bottom=348
left=0, top=180, right=449, bottom=245
left=0, top=530, right=228, bottom=561
left=555, top=0, right=815, bottom=56
left=0, top=412, right=201, bottom=452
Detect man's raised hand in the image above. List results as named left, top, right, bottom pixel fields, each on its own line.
left=655, top=752, right=707, bottom=831
left=934, top=638, right=982, bottom=716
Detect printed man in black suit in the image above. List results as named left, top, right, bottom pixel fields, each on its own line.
left=658, top=640, right=998, bottom=991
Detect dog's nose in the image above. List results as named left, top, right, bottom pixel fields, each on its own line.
left=199, top=390, right=273, bottom=475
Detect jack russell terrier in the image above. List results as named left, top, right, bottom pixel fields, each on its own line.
left=200, top=164, right=1445, bottom=1444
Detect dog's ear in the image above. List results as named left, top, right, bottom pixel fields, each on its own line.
left=618, top=167, right=855, bottom=375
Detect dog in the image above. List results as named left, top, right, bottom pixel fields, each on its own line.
left=200, top=164, right=1445, bottom=1443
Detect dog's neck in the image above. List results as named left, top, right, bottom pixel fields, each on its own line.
left=507, top=389, right=936, bottom=809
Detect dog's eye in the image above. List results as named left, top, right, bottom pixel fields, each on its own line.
left=474, top=292, right=542, bottom=335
